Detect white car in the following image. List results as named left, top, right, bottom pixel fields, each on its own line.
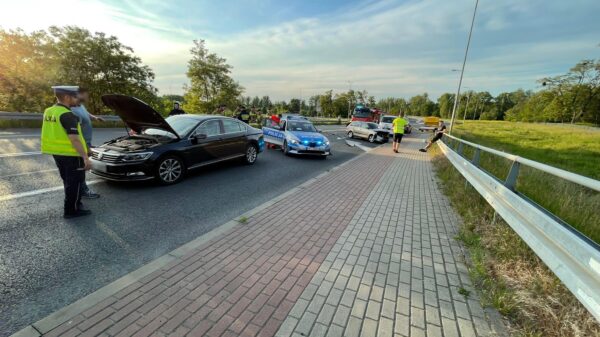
left=346, top=121, right=389, bottom=143
left=379, top=115, right=412, bottom=134
left=379, top=115, right=396, bottom=135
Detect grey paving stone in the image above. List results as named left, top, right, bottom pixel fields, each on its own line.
left=361, top=318, right=378, bottom=337
left=276, top=145, right=503, bottom=337
left=350, top=298, right=367, bottom=319
left=326, top=324, right=344, bottom=337
left=294, top=311, right=317, bottom=335
left=276, top=317, right=299, bottom=337
left=365, top=300, right=382, bottom=320
left=332, top=305, right=352, bottom=327
left=344, top=316, right=363, bottom=337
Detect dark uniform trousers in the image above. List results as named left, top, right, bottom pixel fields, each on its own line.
left=53, top=155, right=84, bottom=214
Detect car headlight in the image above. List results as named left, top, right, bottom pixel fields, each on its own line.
left=120, top=152, right=153, bottom=162
left=288, top=139, right=299, bottom=145
left=325, top=140, right=330, bottom=146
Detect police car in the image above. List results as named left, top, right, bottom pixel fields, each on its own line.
left=262, top=116, right=331, bottom=157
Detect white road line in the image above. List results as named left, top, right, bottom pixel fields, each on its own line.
left=0, top=134, right=39, bottom=139
left=0, top=151, right=42, bottom=158
left=0, top=169, right=57, bottom=179
left=345, top=140, right=374, bottom=152
left=0, top=180, right=102, bottom=202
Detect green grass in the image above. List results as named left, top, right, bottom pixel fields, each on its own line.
left=453, top=121, right=600, bottom=179
left=431, top=147, right=600, bottom=337
left=451, top=121, right=600, bottom=244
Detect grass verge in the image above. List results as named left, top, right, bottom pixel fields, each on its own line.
left=430, top=145, right=600, bottom=337
left=451, top=121, right=600, bottom=245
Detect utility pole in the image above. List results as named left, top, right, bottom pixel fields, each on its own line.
left=449, top=0, right=479, bottom=133
left=347, top=81, right=353, bottom=118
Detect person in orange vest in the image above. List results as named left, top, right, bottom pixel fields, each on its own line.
left=41, top=86, right=92, bottom=218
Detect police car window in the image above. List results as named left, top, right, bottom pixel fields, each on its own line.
left=195, top=120, right=221, bottom=137
left=287, top=121, right=316, bottom=132
left=223, top=119, right=245, bottom=133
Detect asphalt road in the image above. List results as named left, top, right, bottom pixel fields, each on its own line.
left=0, top=126, right=402, bottom=336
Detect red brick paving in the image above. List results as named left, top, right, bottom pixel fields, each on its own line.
left=43, top=154, right=394, bottom=337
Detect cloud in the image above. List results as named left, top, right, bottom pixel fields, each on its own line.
left=1, top=0, right=598, bottom=101
left=202, top=0, right=600, bottom=100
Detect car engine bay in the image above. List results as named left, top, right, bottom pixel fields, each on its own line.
left=103, top=136, right=163, bottom=152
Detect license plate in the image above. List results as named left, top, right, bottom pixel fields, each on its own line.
left=92, top=162, right=107, bottom=172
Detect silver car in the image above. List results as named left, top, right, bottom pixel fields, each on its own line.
left=346, top=121, right=390, bottom=143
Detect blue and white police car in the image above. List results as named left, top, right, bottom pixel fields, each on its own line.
left=262, top=117, right=331, bottom=157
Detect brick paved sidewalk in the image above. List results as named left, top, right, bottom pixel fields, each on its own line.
left=24, top=135, right=506, bottom=337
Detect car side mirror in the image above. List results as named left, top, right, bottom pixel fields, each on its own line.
left=194, top=133, right=207, bottom=140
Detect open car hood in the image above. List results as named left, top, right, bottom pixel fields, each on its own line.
left=101, top=94, right=179, bottom=138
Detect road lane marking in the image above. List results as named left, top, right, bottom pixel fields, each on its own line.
left=0, top=169, right=57, bottom=179
left=0, top=134, right=39, bottom=139
left=345, top=140, right=374, bottom=152
left=0, top=151, right=42, bottom=158
left=0, top=180, right=101, bottom=202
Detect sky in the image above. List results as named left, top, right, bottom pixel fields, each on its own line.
left=0, top=0, right=599, bottom=101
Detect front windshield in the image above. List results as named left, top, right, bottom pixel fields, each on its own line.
left=366, top=123, right=378, bottom=129
left=143, top=116, right=197, bottom=138
left=287, top=121, right=317, bottom=132
left=353, top=107, right=371, bottom=118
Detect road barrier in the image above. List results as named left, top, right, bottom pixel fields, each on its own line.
left=0, top=111, right=121, bottom=121
left=438, top=134, right=600, bottom=322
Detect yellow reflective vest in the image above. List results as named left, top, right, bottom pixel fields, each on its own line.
left=41, top=105, right=87, bottom=156
left=392, top=117, right=408, bottom=134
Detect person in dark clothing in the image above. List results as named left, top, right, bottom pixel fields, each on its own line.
left=236, top=105, right=251, bottom=124
left=419, top=121, right=447, bottom=152
left=169, top=102, right=186, bottom=116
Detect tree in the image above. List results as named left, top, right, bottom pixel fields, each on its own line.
left=541, top=59, right=600, bottom=124
left=289, top=98, right=301, bottom=113
left=0, top=26, right=158, bottom=114
left=183, top=40, right=243, bottom=114
left=408, top=93, right=435, bottom=116
left=437, top=93, right=455, bottom=118
left=0, top=28, right=58, bottom=112
left=49, top=26, right=158, bottom=114
left=319, top=90, right=334, bottom=117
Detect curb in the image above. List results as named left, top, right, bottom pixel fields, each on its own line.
left=11, top=144, right=378, bottom=337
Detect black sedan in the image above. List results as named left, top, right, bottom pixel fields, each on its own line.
left=90, top=95, right=265, bottom=185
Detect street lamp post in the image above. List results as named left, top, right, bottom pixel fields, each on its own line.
left=347, top=81, right=353, bottom=118
left=449, top=0, right=479, bottom=134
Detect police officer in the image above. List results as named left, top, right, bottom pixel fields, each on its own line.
left=236, top=105, right=251, bottom=124
left=168, top=101, right=186, bottom=116
left=41, top=86, right=92, bottom=218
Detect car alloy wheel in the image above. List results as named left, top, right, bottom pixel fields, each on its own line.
left=157, top=156, right=183, bottom=184
left=368, top=134, right=375, bottom=143
left=283, top=140, right=290, bottom=156
left=245, top=144, right=258, bottom=164
left=347, top=131, right=353, bottom=138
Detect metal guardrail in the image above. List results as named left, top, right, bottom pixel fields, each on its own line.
left=438, top=134, right=600, bottom=322
left=0, top=111, right=122, bottom=122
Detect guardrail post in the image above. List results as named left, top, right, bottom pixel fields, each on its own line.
left=505, top=161, right=521, bottom=191
left=457, top=142, right=464, bottom=156
left=472, top=148, right=481, bottom=166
